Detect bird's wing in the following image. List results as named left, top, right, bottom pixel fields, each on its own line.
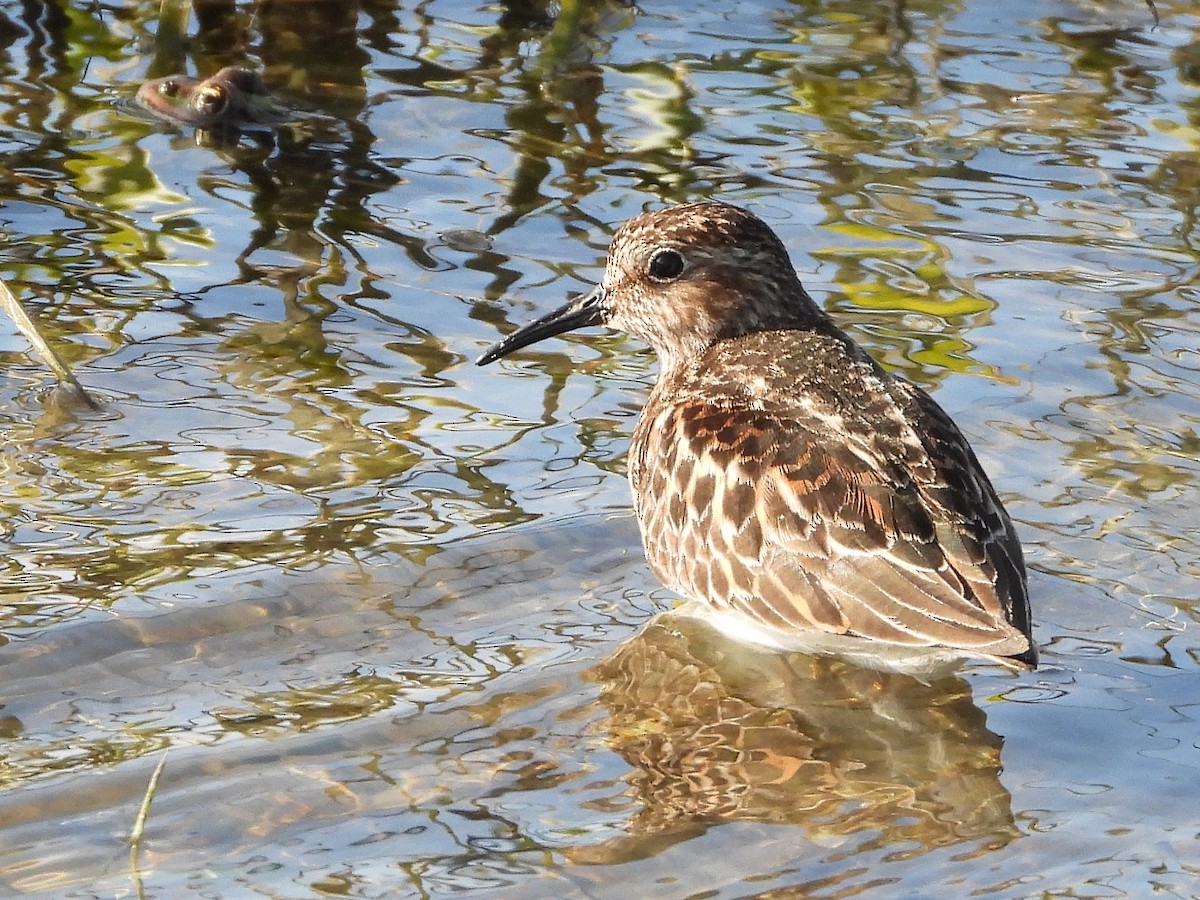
left=634, top=393, right=1031, bottom=658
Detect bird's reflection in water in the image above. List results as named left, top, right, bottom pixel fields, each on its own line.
left=576, top=613, right=1020, bottom=865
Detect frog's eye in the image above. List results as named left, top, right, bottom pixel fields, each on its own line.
left=194, top=86, right=229, bottom=117
left=157, top=80, right=181, bottom=99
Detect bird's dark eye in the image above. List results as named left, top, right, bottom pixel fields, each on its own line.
left=647, top=248, right=686, bottom=282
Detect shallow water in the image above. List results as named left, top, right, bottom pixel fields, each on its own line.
left=1, top=0, right=1199, bottom=896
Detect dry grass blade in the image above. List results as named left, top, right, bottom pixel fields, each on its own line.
left=129, top=749, right=169, bottom=899
left=0, top=279, right=97, bottom=408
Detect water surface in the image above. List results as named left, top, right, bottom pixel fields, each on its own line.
left=1, top=0, right=1199, bottom=896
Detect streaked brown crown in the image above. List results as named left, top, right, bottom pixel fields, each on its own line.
left=600, top=202, right=831, bottom=373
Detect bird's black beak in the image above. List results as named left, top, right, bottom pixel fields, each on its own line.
left=476, top=285, right=608, bottom=366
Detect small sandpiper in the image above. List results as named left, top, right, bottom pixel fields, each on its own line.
left=478, top=201, right=1036, bottom=674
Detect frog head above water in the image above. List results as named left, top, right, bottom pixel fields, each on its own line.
left=135, top=66, right=278, bottom=129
